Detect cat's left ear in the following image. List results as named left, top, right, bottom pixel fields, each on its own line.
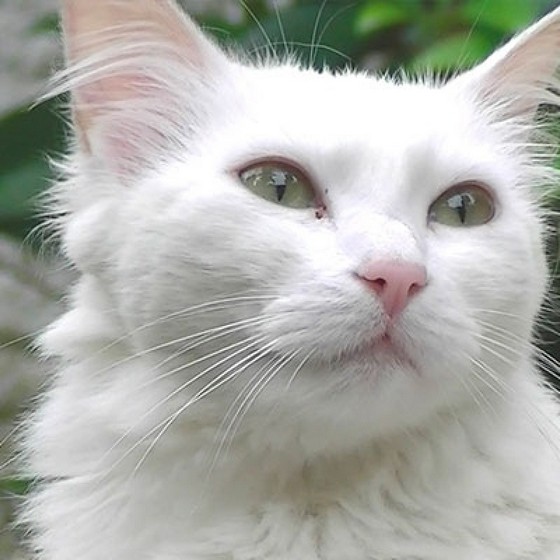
left=450, top=6, right=560, bottom=119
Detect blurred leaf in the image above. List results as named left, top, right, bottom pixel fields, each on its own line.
left=29, top=13, right=59, bottom=35
left=0, top=101, right=64, bottom=171
left=411, top=31, right=494, bottom=71
left=0, top=99, right=64, bottom=238
left=0, top=160, right=49, bottom=237
left=463, top=0, right=540, bottom=33
left=355, top=2, right=410, bottom=36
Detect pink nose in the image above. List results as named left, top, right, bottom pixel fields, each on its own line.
left=356, top=261, right=427, bottom=319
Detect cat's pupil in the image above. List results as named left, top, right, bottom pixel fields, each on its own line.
left=270, top=170, right=291, bottom=201
left=239, top=163, right=315, bottom=209
left=448, top=192, right=473, bottom=224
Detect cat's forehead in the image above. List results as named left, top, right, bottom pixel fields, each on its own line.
left=228, top=64, right=489, bottom=156
left=205, top=63, right=502, bottom=193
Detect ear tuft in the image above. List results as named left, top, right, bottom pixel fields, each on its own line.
left=58, top=0, right=228, bottom=178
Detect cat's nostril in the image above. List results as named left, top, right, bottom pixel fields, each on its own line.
left=407, top=282, right=423, bottom=298
left=357, top=261, right=427, bottom=319
left=368, top=278, right=387, bottom=295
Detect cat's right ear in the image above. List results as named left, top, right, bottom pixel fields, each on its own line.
left=59, top=0, right=229, bottom=179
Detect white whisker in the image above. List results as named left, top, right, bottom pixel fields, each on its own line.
left=128, top=340, right=277, bottom=480
left=214, top=349, right=299, bottom=466
left=82, top=310, right=277, bottom=381
left=78, top=291, right=274, bottom=359
left=97, top=335, right=269, bottom=474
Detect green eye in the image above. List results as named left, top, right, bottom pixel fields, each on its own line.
left=429, top=183, right=495, bottom=227
left=239, top=161, right=316, bottom=209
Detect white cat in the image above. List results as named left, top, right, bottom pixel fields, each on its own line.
left=21, top=1, right=560, bottom=559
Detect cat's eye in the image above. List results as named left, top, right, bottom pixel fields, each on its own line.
left=429, top=183, right=495, bottom=227
left=238, top=161, right=317, bottom=210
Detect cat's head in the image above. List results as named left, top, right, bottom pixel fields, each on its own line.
left=52, top=0, right=560, bottom=456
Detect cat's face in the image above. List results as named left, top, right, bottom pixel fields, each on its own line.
left=58, top=1, right=557, bottom=455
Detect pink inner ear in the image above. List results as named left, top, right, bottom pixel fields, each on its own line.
left=88, top=80, right=177, bottom=179
left=63, top=0, right=206, bottom=65
left=73, top=72, right=163, bottom=173
left=74, top=72, right=152, bottom=129
left=95, top=120, right=146, bottom=180
left=61, top=0, right=226, bottom=178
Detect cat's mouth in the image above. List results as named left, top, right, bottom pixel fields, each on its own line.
left=334, top=330, right=417, bottom=371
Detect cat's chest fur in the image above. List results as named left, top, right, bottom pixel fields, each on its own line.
left=151, top=421, right=560, bottom=560
left=29, top=331, right=560, bottom=560
left=39, top=416, right=560, bottom=560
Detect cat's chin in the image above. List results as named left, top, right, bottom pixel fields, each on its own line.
left=334, top=332, right=418, bottom=374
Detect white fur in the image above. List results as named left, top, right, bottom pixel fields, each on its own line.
left=21, top=2, right=560, bottom=559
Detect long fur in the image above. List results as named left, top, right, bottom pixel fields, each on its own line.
left=20, top=2, right=560, bottom=559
